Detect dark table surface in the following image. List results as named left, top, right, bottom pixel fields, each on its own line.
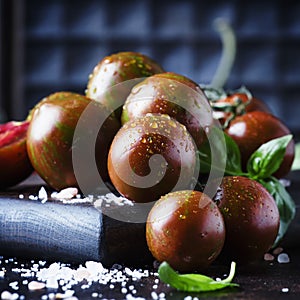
left=0, top=171, right=299, bottom=300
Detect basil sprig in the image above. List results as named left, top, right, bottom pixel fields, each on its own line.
left=247, top=135, right=293, bottom=179
left=198, top=132, right=296, bottom=246
left=261, top=177, right=296, bottom=246
left=158, top=261, right=238, bottom=292
left=245, top=134, right=296, bottom=245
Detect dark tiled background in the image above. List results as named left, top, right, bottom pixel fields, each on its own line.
left=1, top=0, right=300, bottom=132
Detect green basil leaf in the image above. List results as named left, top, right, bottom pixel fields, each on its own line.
left=260, top=177, right=296, bottom=246
left=291, top=142, right=300, bottom=171
left=158, top=261, right=239, bottom=292
left=247, top=135, right=293, bottom=179
left=198, top=126, right=242, bottom=175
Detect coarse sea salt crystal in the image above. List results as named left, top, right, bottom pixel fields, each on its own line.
left=51, top=187, right=78, bottom=200
left=8, top=281, right=18, bottom=290
left=28, top=281, right=46, bottom=291
left=0, top=291, right=19, bottom=300
left=282, top=287, right=289, bottom=293
left=277, top=253, right=290, bottom=263
left=0, top=270, right=4, bottom=278
left=38, top=187, right=48, bottom=202
left=54, top=290, right=74, bottom=299
left=273, top=247, right=284, bottom=255
left=151, top=291, right=158, bottom=300
left=264, top=253, right=275, bottom=261
left=45, top=278, right=59, bottom=289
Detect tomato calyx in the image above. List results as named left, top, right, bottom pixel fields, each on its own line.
left=0, top=121, right=30, bottom=148
left=203, top=85, right=253, bottom=129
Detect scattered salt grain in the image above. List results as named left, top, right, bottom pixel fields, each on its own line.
left=45, top=278, right=59, bottom=289
left=151, top=291, right=158, bottom=300
left=277, top=253, right=290, bottom=264
left=8, top=281, right=18, bottom=290
left=38, top=187, right=48, bottom=203
left=94, top=193, right=134, bottom=208
left=51, top=187, right=78, bottom=200
left=0, top=270, right=4, bottom=278
left=73, top=266, right=91, bottom=282
left=0, top=291, right=18, bottom=300
left=264, top=253, right=275, bottom=261
left=273, top=247, right=284, bottom=256
left=55, top=290, right=74, bottom=299
left=28, top=280, right=46, bottom=291
left=281, top=287, right=289, bottom=293
left=18, top=194, right=24, bottom=199
left=28, top=195, right=38, bottom=201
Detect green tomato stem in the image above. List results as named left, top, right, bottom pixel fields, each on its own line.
left=210, top=18, right=237, bottom=89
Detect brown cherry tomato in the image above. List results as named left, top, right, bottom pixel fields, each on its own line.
left=27, top=92, right=120, bottom=190
left=108, top=114, right=198, bottom=203
left=146, top=190, right=225, bottom=272
left=86, top=51, right=164, bottom=119
left=121, top=72, right=213, bottom=149
left=225, top=111, right=295, bottom=178
left=213, top=176, right=280, bottom=263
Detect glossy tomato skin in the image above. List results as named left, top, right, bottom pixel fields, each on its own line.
left=108, top=114, right=198, bottom=203
left=121, top=72, right=213, bottom=149
left=213, top=176, right=280, bottom=263
left=27, top=92, right=120, bottom=190
left=225, top=111, right=295, bottom=178
left=146, top=190, right=225, bottom=272
left=213, top=93, right=270, bottom=125
left=86, top=52, right=164, bottom=118
left=0, top=121, right=33, bottom=189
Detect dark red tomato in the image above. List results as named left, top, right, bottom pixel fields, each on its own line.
left=86, top=52, right=164, bottom=118
left=213, top=176, right=280, bottom=263
left=225, top=111, right=295, bottom=178
left=108, top=114, right=198, bottom=203
left=27, top=92, right=120, bottom=190
left=212, top=93, right=270, bottom=126
left=121, top=72, right=213, bottom=149
left=0, top=120, right=33, bottom=189
left=146, top=190, right=225, bottom=272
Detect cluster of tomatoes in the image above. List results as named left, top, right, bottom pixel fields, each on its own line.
left=0, top=51, right=295, bottom=272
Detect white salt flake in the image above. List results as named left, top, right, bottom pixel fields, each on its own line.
left=74, top=267, right=91, bottom=282
left=51, top=187, right=78, bottom=200
left=282, top=287, right=289, bottom=293
left=8, top=281, right=18, bottom=290
left=18, top=194, right=24, bottom=199
left=151, top=291, right=158, bottom=300
left=85, top=261, right=103, bottom=276
left=272, top=247, right=284, bottom=255
left=1, top=291, right=18, bottom=300
left=28, top=281, right=46, bottom=291
left=55, top=290, right=74, bottom=299
left=38, top=187, right=48, bottom=202
left=277, top=253, right=290, bottom=263
left=45, top=277, right=59, bottom=289
left=264, top=253, right=275, bottom=261
left=0, top=270, right=4, bottom=278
